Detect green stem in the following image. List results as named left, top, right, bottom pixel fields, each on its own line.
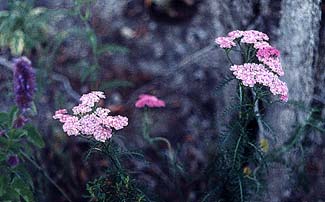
left=20, top=150, right=72, bottom=202
left=142, top=108, right=151, bottom=143
left=277, top=109, right=321, bottom=154
left=103, top=141, right=122, bottom=170
left=280, top=125, right=305, bottom=154
left=152, top=137, right=174, bottom=161
left=239, top=84, right=243, bottom=119
left=225, top=50, right=234, bottom=65
left=238, top=177, right=244, bottom=202
left=233, top=134, right=242, bottom=167
left=142, top=109, right=174, bottom=162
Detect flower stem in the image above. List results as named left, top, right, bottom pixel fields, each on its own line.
left=142, top=109, right=174, bottom=162
left=20, top=150, right=72, bottom=202
left=142, top=108, right=151, bottom=143
left=239, top=84, right=243, bottom=119
left=226, top=50, right=234, bottom=65
left=103, top=141, right=122, bottom=170
left=152, top=137, right=174, bottom=161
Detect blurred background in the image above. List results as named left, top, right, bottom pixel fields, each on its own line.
left=0, top=0, right=324, bottom=202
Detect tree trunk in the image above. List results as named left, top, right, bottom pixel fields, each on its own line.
left=263, top=0, right=322, bottom=201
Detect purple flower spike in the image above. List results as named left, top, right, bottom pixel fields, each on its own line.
left=7, top=154, right=20, bottom=168
left=13, top=56, right=36, bottom=111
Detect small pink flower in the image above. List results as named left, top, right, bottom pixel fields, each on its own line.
left=227, top=30, right=244, bottom=39
left=93, top=127, right=112, bottom=142
left=79, top=114, right=100, bottom=135
left=95, top=107, right=111, bottom=118
left=259, top=57, right=284, bottom=76
left=135, top=94, right=166, bottom=108
left=72, top=104, right=92, bottom=115
left=256, top=47, right=283, bottom=76
left=216, top=30, right=269, bottom=48
left=62, top=116, right=80, bottom=136
left=215, top=37, right=236, bottom=49
left=54, top=109, right=67, bottom=115
left=257, top=47, right=280, bottom=58
left=53, top=109, right=69, bottom=123
left=254, top=41, right=271, bottom=49
left=102, top=115, right=129, bottom=130
left=280, top=95, right=288, bottom=102
left=79, top=91, right=105, bottom=107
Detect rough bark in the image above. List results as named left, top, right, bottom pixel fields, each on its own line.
left=263, top=0, right=322, bottom=201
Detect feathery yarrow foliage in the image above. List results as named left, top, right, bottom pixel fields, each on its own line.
left=53, top=91, right=128, bottom=142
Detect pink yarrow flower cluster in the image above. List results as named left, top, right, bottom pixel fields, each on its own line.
left=215, top=30, right=269, bottom=48
left=53, top=91, right=128, bottom=142
left=135, top=94, right=165, bottom=108
left=230, top=63, right=288, bottom=101
left=215, top=30, right=284, bottom=76
left=215, top=30, right=288, bottom=101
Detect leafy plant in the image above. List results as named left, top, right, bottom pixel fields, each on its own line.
left=0, top=106, right=44, bottom=202
left=53, top=91, right=153, bottom=201
left=0, top=0, right=48, bottom=56
left=205, top=30, right=288, bottom=202
left=86, top=141, right=152, bottom=202
left=65, top=0, right=129, bottom=82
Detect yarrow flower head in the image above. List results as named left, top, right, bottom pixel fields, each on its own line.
left=230, top=63, right=288, bottom=101
left=215, top=30, right=288, bottom=102
left=135, top=94, right=166, bottom=108
left=53, top=91, right=128, bottom=142
left=215, top=30, right=269, bottom=48
left=215, top=37, right=236, bottom=49
left=13, top=56, right=36, bottom=111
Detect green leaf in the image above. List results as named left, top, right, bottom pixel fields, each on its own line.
left=29, top=7, right=47, bottom=17
left=9, top=107, right=19, bottom=128
left=97, top=44, right=129, bottom=55
left=25, top=125, right=44, bottom=148
left=12, top=177, right=34, bottom=202
left=0, top=11, right=9, bottom=18
left=13, top=166, right=34, bottom=190
left=11, top=129, right=27, bottom=139
left=87, top=29, right=97, bottom=51
left=28, top=102, right=37, bottom=116
left=10, top=30, right=25, bottom=56
left=0, top=174, right=9, bottom=197
left=0, top=152, right=6, bottom=162
left=0, top=138, right=8, bottom=149
left=0, top=112, right=9, bottom=126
